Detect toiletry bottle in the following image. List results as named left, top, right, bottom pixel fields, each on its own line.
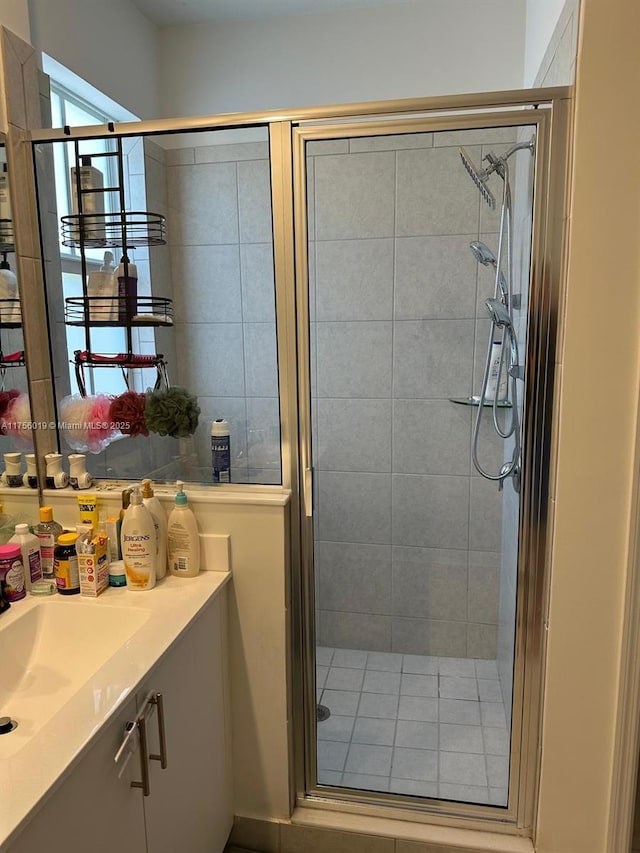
left=115, top=254, right=138, bottom=322
left=54, top=532, right=80, bottom=595
left=69, top=454, right=93, bottom=489
left=0, top=163, right=11, bottom=223
left=0, top=253, right=19, bottom=324
left=141, top=479, right=167, bottom=580
left=167, top=481, right=200, bottom=577
left=77, top=493, right=98, bottom=529
left=23, top=453, right=37, bottom=488
left=70, top=155, right=105, bottom=242
left=120, top=486, right=157, bottom=591
left=9, top=523, right=42, bottom=591
left=87, top=250, right=116, bottom=322
left=35, top=506, right=63, bottom=580
left=486, top=341, right=508, bottom=401
left=0, top=543, right=25, bottom=601
left=45, top=453, right=69, bottom=489
left=2, top=452, right=22, bottom=487
left=211, top=418, right=231, bottom=483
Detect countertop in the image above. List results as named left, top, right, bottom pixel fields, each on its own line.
left=0, top=570, right=231, bottom=850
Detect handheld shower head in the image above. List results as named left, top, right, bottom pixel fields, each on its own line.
left=486, top=298, right=518, bottom=369
left=485, top=297, right=511, bottom=328
left=470, top=241, right=509, bottom=304
left=459, top=148, right=496, bottom=209
left=470, top=240, right=497, bottom=267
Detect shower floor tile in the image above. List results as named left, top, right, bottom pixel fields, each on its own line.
left=316, top=647, right=510, bottom=808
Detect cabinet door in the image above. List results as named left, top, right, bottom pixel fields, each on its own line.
left=141, top=591, right=232, bottom=853
left=8, top=696, right=147, bottom=853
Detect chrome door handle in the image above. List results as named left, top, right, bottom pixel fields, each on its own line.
left=148, top=692, right=168, bottom=769
left=130, top=715, right=151, bottom=796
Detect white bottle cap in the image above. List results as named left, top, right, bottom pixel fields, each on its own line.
left=14, top=523, right=29, bottom=535
left=211, top=419, right=229, bottom=436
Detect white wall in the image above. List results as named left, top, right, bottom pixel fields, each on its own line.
left=524, top=0, right=568, bottom=84
left=535, top=0, right=640, bottom=848
left=27, top=0, right=160, bottom=119
left=0, top=0, right=29, bottom=43
left=156, top=0, right=526, bottom=118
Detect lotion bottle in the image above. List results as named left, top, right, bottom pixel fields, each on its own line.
left=120, top=486, right=156, bottom=591
left=167, top=481, right=200, bottom=577
left=141, top=479, right=167, bottom=580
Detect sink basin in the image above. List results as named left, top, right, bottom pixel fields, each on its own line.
left=0, top=598, right=149, bottom=755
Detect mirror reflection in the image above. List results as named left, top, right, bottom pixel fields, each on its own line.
left=34, top=123, right=282, bottom=486
left=0, top=142, right=38, bottom=495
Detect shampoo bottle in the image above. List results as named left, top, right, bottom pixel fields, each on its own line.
left=141, top=479, right=167, bottom=580
left=115, top=254, right=138, bottom=322
left=120, top=486, right=156, bottom=591
left=167, top=481, right=200, bottom=578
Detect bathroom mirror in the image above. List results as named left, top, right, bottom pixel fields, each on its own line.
left=33, top=123, right=282, bottom=486
left=0, top=140, right=41, bottom=505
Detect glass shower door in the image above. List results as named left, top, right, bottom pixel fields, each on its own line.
left=303, top=121, right=537, bottom=808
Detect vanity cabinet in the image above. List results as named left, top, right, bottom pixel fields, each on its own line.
left=6, top=589, right=232, bottom=853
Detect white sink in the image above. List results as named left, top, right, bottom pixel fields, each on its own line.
left=0, top=598, right=149, bottom=756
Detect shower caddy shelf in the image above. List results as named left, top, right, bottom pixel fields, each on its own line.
left=62, top=137, right=171, bottom=396
left=0, top=230, right=25, bottom=371
left=449, top=396, right=512, bottom=408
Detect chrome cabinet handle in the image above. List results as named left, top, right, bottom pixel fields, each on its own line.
left=130, top=715, right=151, bottom=796
left=148, top=692, right=168, bottom=770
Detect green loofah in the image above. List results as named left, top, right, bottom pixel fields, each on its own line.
left=145, top=387, right=201, bottom=438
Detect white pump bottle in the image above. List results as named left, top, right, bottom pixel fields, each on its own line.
left=167, top=481, right=200, bottom=577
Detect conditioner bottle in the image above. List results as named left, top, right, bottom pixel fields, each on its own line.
left=167, top=481, right=200, bottom=578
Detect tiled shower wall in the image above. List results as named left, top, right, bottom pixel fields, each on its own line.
left=164, top=137, right=280, bottom=484
left=309, top=128, right=523, bottom=659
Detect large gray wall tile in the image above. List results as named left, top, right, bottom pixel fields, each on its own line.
left=396, top=147, right=482, bottom=237
left=392, top=617, right=467, bottom=657
left=240, top=243, right=275, bottom=322
left=171, top=244, right=241, bottom=323
left=392, top=474, right=469, bottom=550
left=316, top=238, right=394, bottom=321
left=317, top=321, right=392, bottom=397
left=316, top=542, right=391, bottom=614
left=246, top=397, right=281, bottom=470
left=315, top=151, right=396, bottom=240
left=469, top=476, right=504, bottom=552
left=319, top=610, right=392, bottom=652
left=393, top=320, right=474, bottom=399
left=393, top=399, right=471, bottom=475
left=392, top=546, right=468, bottom=621
left=167, top=161, right=238, bottom=245
left=244, top=322, right=279, bottom=397
left=238, top=159, right=273, bottom=243
left=174, top=321, right=245, bottom=397
left=394, top=235, right=477, bottom=320
left=318, top=471, right=391, bottom=544
left=316, top=398, right=391, bottom=473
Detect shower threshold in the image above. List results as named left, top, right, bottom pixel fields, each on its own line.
left=315, top=647, right=509, bottom=806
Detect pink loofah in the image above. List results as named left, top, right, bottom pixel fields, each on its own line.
left=59, top=394, right=118, bottom=454
left=1, top=392, right=33, bottom=449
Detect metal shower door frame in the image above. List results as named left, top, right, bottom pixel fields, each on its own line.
left=288, top=88, right=572, bottom=837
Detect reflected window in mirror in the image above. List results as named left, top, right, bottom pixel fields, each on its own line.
left=34, top=124, right=282, bottom=486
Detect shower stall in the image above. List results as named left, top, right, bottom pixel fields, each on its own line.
left=293, top=91, right=569, bottom=827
